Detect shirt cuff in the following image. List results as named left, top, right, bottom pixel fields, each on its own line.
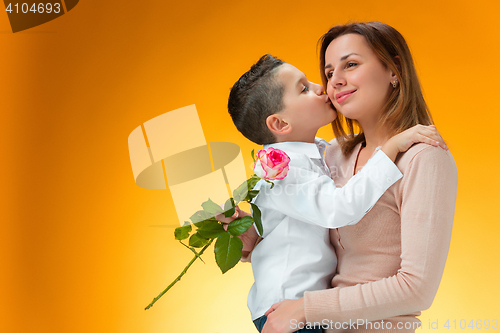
left=362, top=150, right=403, bottom=189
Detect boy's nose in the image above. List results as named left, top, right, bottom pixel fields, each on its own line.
left=312, top=83, right=324, bottom=95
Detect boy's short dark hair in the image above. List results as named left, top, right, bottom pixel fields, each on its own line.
left=228, top=54, right=285, bottom=145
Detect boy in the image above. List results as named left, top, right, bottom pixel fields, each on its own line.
left=225, top=54, right=444, bottom=332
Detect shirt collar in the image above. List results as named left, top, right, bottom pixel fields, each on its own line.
left=263, top=137, right=330, bottom=159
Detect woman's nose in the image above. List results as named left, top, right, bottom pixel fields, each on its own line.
left=329, top=72, right=346, bottom=88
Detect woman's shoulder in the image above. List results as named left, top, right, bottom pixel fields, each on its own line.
left=395, top=143, right=458, bottom=210
left=397, top=143, right=457, bottom=176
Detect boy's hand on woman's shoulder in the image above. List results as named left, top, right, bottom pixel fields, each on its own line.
left=382, top=124, right=448, bottom=162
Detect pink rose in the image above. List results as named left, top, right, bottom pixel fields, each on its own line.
left=253, top=147, right=290, bottom=180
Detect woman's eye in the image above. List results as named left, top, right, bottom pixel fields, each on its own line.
left=346, top=62, right=358, bottom=68
left=302, top=85, right=309, bottom=93
left=326, top=71, right=333, bottom=80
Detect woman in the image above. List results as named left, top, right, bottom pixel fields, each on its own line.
left=259, top=22, right=458, bottom=333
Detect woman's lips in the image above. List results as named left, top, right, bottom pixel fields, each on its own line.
left=336, top=89, right=357, bottom=104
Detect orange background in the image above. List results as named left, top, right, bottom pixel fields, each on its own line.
left=1, top=0, right=499, bottom=332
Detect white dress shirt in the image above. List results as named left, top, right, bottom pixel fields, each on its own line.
left=247, top=138, right=403, bottom=320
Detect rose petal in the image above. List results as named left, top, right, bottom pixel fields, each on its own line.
left=253, top=160, right=267, bottom=179
left=273, top=165, right=289, bottom=180
left=254, top=148, right=290, bottom=180
left=262, top=163, right=276, bottom=179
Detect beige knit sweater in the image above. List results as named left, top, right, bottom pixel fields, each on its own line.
left=303, top=141, right=458, bottom=333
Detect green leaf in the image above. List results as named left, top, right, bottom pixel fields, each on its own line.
left=245, top=190, right=259, bottom=202
left=189, top=232, right=210, bottom=248
left=233, top=180, right=249, bottom=203
left=227, top=216, right=254, bottom=237
left=265, top=179, right=275, bottom=189
left=233, top=175, right=261, bottom=203
left=251, top=149, right=255, bottom=162
left=194, top=218, right=217, bottom=229
left=214, top=233, right=243, bottom=273
left=248, top=174, right=260, bottom=190
left=190, top=210, right=213, bottom=223
left=190, top=210, right=215, bottom=228
left=223, top=197, right=235, bottom=218
left=250, top=203, right=263, bottom=236
left=197, top=221, right=226, bottom=239
left=174, top=224, right=192, bottom=240
left=201, top=198, right=223, bottom=215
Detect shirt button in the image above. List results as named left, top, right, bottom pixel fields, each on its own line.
left=387, top=177, right=392, bottom=183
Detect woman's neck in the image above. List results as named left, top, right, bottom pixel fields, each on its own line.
left=359, top=121, right=391, bottom=152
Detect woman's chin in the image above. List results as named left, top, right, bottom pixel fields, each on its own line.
left=336, top=107, right=358, bottom=120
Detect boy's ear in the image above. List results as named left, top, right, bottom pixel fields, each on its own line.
left=266, top=113, right=291, bottom=136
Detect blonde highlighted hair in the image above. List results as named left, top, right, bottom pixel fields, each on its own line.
left=318, top=22, right=434, bottom=155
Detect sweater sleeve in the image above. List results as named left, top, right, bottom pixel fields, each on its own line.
left=303, top=147, right=458, bottom=323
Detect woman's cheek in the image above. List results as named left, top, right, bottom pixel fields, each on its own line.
left=327, top=86, right=336, bottom=106
left=328, top=95, right=342, bottom=111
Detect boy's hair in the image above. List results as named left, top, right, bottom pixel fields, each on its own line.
left=228, top=54, right=285, bottom=145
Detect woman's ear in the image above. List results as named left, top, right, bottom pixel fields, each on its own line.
left=266, top=113, right=291, bottom=136
left=392, top=56, right=402, bottom=79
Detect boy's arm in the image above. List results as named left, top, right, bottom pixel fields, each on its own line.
left=254, top=150, right=402, bottom=229
left=254, top=124, right=446, bottom=229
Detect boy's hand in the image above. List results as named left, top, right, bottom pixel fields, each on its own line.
left=215, top=206, right=260, bottom=259
left=381, top=125, right=447, bottom=162
left=262, top=298, right=305, bottom=333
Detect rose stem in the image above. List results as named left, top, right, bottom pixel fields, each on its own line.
left=144, top=238, right=214, bottom=310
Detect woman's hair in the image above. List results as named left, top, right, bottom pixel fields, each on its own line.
left=318, top=21, right=434, bottom=155
left=228, top=54, right=285, bottom=145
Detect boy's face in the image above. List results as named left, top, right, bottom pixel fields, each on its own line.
left=276, top=64, right=337, bottom=141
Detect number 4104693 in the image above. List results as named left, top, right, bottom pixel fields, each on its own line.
left=5, top=3, right=61, bottom=14
left=443, top=319, right=498, bottom=329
